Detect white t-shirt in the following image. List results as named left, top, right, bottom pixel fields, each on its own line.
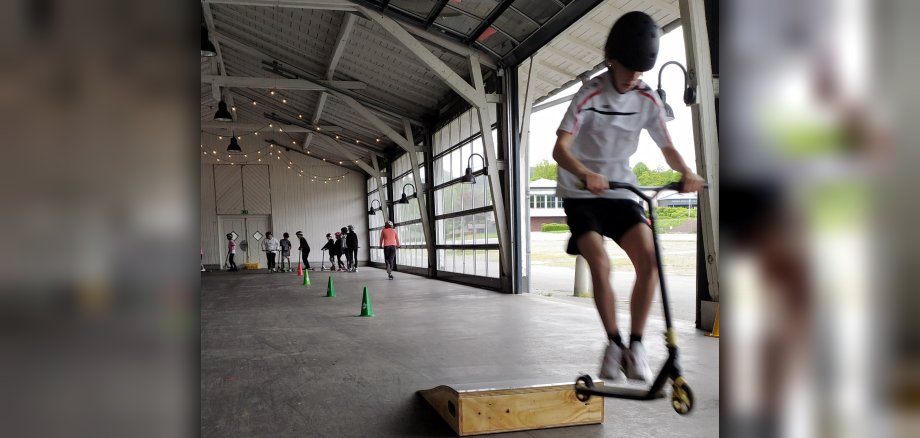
left=556, top=73, right=671, bottom=200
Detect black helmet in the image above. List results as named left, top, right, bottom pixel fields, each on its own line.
left=226, top=233, right=233, bottom=239
left=604, top=11, right=659, bottom=72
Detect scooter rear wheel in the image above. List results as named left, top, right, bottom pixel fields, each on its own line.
left=575, top=374, right=594, bottom=402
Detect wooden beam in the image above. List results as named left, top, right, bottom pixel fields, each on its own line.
left=313, top=135, right=377, bottom=176
left=201, top=122, right=340, bottom=132
left=326, top=14, right=356, bottom=80
left=372, top=156, right=389, bottom=220
left=202, top=0, right=357, bottom=11
left=330, top=91, right=416, bottom=153
left=358, top=5, right=487, bottom=108
left=469, top=54, right=511, bottom=284
left=404, top=118, right=433, bottom=266
left=679, top=0, right=719, bottom=301
left=215, top=30, right=425, bottom=125
left=202, top=3, right=235, bottom=121
left=201, top=75, right=366, bottom=91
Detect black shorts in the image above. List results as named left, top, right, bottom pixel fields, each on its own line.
left=563, top=198, right=648, bottom=255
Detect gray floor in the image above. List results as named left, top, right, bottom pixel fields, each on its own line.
left=201, top=267, right=719, bottom=437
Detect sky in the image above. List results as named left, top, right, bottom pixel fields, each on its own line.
left=527, top=27, right=697, bottom=172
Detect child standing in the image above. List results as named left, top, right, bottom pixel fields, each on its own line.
left=280, top=232, right=292, bottom=272
left=296, top=231, right=310, bottom=270
left=334, top=231, right=346, bottom=271
left=261, top=231, right=280, bottom=273
left=226, top=233, right=238, bottom=271
left=346, top=225, right=359, bottom=272
left=321, top=233, right=335, bottom=269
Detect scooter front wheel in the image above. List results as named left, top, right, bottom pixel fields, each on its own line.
left=671, top=376, right=694, bottom=415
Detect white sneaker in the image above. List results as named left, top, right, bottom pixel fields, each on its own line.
left=599, top=342, right=627, bottom=382
left=624, top=342, right=653, bottom=382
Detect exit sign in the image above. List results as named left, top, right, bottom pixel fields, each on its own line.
left=241, top=210, right=249, bottom=214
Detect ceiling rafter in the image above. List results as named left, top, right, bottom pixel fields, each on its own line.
left=202, top=3, right=236, bottom=121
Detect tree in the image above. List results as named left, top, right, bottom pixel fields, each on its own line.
left=632, top=161, right=681, bottom=186
left=530, top=159, right=558, bottom=181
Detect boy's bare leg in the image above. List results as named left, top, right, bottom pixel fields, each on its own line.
left=577, top=231, right=618, bottom=336
left=618, top=223, right=658, bottom=336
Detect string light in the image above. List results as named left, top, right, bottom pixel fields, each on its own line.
left=231, top=107, right=236, bottom=111
left=252, top=101, right=257, bottom=105
left=376, top=138, right=380, bottom=142
left=270, top=89, right=276, bottom=96
left=298, top=114, right=303, bottom=118
left=282, top=98, right=287, bottom=104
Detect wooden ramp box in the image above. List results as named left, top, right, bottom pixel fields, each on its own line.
left=418, top=380, right=604, bottom=436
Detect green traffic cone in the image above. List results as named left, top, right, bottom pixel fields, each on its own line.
left=303, top=269, right=311, bottom=286
left=359, top=287, right=373, bottom=317
left=326, top=275, right=335, bottom=297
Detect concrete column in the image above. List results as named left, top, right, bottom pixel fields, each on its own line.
left=574, top=255, right=593, bottom=297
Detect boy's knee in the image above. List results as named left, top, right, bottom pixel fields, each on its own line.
left=635, top=250, right=658, bottom=277
left=589, top=257, right=610, bottom=272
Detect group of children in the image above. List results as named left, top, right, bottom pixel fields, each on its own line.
left=224, top=227, right=359, bottom=273
left=224, top=230, right=312, bottom=273
left=320, top=225, right=359, bottom=272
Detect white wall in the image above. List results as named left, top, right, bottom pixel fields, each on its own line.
left=200, top=135, right=368, bottom=266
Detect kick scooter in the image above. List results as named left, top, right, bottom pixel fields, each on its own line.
left=573, top=181, right=707, bottom=416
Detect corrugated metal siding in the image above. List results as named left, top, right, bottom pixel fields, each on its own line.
left=242, top=164, right=271, bottom=214
left=201, top=164, right=220, bottom=265
left=214, top=165, right=244, bottom=214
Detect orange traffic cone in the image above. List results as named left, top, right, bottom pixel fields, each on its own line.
left=297, top=261, right=303, bottom=277
left=707, top=304, right=720, bottom=338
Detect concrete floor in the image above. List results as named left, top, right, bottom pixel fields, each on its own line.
left=201, top=267, right=719, bottom=437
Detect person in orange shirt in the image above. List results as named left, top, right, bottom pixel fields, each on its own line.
left=379, top=220, right=400, bottom=280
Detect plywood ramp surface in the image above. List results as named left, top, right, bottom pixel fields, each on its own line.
left=418, top=380, right=604, bottom=436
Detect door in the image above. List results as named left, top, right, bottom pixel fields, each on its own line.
left=244, top=216, right=269, bottom=266
left=219, top=215, right=271, bottom=267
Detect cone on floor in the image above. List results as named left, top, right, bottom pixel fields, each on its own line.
left=297, top=261, right=303, bottom=277
left=303, top=269, right=311, bottom=286
left=707, top=304, right=720, bottom=338
left=359, top=287, right=373, bottom=317
left=326, top=275, right=335, bottom=297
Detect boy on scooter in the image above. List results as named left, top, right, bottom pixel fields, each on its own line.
left=552, top=11, right=704, bottom=382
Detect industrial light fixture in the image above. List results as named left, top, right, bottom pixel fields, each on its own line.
left=213, top=100, right=233, bottom=122
left=201, top=26, right=217, bottom=57
left=367, top=199, right=381, bottom=215
left=656, top=61, right=696, bottom=122
left=395, top=183, right=417, bottom=204
left=461, top=153, right=487, bottom=184
left=226, top=130, right=242, bottom=152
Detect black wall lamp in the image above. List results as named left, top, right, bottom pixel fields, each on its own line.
left=394, top=183, right=417, bottom=204
left=201, top=26, right=217, bottom=57
left=656, top=61, right=696, bottom=122
left=461, top=153, right=487, bottom=184
left=368, top=199, right=381, bottom=215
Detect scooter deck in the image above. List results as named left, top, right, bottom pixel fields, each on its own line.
left=575, top=384, right=664, bottom=401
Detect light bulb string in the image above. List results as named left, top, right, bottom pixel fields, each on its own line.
left=201, top=144, right=350, bottom=182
